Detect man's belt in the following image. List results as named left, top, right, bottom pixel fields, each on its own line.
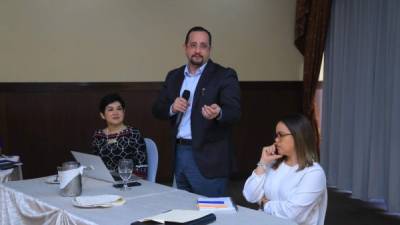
left=176, top=138, right=192, bottom=145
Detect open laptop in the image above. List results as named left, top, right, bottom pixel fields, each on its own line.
left=71, top=151, right=116, bottom=183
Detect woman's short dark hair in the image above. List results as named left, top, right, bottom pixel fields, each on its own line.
left=99, top=93, right=125, bottom=113
left=185, top=26, right=212, bottom=47
left=272, top=113, right=318, bottom=171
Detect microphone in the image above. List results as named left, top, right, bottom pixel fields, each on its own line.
left=175, top=90, right=190, bottom=128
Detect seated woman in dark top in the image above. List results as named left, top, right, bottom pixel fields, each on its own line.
left=92, top=93, right=147, bottom=178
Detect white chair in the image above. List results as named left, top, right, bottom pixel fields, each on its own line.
left=0, top=169, right=14, bottom=183
left=144, top=138, right=158, bottom=182
left=0, top=155, right=23, bottom=182
left=172, top=176, right=178, bottom=188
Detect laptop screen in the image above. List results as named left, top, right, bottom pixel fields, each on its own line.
left=71, top=151, right=116, bottom=183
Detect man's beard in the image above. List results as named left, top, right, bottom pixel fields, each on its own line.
left=189, top=55, right=204, bottom=66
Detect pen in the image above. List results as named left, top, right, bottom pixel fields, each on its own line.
left=197, top=204, right=228, bottom=208
left=197, top=201, right=225, bottom=204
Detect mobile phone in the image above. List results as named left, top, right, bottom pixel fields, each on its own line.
left=113, top=181, right=141, bottom=188
left=274, top=144, right=280, bottom=155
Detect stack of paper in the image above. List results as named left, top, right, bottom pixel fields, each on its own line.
left=197, top=197, right=237, bottom=213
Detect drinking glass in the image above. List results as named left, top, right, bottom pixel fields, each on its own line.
left=118, top=159, right=134, bottom=191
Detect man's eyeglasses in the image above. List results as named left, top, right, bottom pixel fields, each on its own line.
left=187, top=42, right=209, bottom=50
left=275, top=132, right=292, bottom=139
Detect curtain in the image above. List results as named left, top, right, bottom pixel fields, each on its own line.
left=295, top=0, right=332, bottom=157
left=322, top=0, right=400, bottom=213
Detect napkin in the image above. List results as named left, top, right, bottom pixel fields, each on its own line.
left=74, top=195, right=124, bottom=207
left=59, top=166, right=84, bottom=189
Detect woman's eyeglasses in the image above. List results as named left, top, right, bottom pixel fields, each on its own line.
left=275, top=132, right=292, bottom=139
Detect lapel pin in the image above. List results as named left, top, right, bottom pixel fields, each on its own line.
left=201, top=88, right=206, bottom=96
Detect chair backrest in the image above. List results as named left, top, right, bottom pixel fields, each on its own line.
left=172, top=176, right=177, bottom=188
left=0, top=169, right=14, bottom=183
left=144, top=138, right=158, bottom=182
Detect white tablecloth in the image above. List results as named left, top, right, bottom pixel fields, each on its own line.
left=0, top=177, right=297, bottom=225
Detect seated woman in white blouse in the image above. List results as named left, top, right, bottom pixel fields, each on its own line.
left=243, top=114, right=327, bottom=225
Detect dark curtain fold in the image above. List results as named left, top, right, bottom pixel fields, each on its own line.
left=295, top=0, right=332, bottom=158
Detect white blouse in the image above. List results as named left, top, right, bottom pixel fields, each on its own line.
left=243, top=162, right=327, bottom=225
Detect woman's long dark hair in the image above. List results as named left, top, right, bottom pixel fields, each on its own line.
left=272, top=114, right=318, bottom=171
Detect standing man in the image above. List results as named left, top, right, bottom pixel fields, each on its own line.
left=152, top=26, right=241, bottom=196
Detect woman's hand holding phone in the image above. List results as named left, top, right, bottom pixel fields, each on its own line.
left=255, top=144, right=283, bottom=175
left=260, top=144, right=283, bottom=165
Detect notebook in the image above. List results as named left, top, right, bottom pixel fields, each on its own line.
left=197, top=197, right=237, bottom=213
left=131, top=209, right=216, bottom=225
left=71, top=151, right=116, bottom=183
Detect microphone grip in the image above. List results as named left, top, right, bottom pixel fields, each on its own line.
left=175, top=90, right=191, bottom=128
left=176, top=112, right=184, bottom=127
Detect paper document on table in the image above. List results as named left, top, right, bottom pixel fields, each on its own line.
left=197, top=197, right=237, bottom=213
left=138, top=209, right=215, bottom=224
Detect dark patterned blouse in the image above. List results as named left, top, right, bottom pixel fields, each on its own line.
left=92, top=126, right=147, bottom=178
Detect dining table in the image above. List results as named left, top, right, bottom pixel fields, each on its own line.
left=0, top=176, right=297, bottom=225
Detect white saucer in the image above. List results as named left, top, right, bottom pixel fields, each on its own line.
left=72, top=195, right=125, bottom=208
left=72, top=199, right=114, bottom=208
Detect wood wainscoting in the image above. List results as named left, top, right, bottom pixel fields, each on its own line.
left=0, top=82, right=302, bottom=182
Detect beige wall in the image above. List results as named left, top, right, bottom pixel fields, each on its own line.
left=0, top=0, right=303, bottom=82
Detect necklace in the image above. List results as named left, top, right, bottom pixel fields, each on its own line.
left=106, top=135, right=118, bottom=144
left=105, top=125, right=126, bottom=144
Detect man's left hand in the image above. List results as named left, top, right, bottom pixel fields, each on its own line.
left=201, top=104, right=221, bottom=120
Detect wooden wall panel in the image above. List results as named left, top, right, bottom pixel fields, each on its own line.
left=0, top=82, right=302, bottom=182
left=232, top=82, right=303, bottom=178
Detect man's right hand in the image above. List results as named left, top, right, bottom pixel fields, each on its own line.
left=172, top=97, right=189, bottom=113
